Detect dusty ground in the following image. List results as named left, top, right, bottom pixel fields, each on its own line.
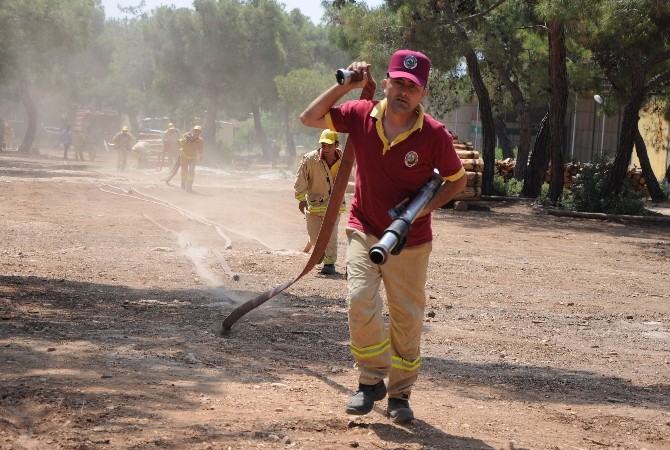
left=1, top=145, right=670, bottom=450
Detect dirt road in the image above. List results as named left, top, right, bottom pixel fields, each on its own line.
left=1, top=147, right=669, bottom=449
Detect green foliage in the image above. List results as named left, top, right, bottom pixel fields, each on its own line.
left=494, top=147, right=518, bottom=160
left=275, top=65, right=332, bottom=132
left=492, top=174, right=523, bottom=197
left=426, top=70, right=473, bottom=119
left=562, top=160, right=647, bottom=215
left=0, top=0, right=99, bottom=83
left=659, top=180, right=670, bottom=198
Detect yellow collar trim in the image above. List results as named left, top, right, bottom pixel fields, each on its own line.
left=371, top=99, right=425, bottom=155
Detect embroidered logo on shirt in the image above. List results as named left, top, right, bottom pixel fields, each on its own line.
left=404, top=55, right=418, bottom=70
left=404, top=151, right=419, bottom=167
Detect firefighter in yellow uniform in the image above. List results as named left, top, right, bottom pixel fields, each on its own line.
left=178, top=125, right=204, bottom=192
left=112, top=125, right=136, bottom=171
left=72, top=128, right=86, bottom=161
left=294, top=129, right=346, bottom=275
left=162, top=122, right=180, bottom=167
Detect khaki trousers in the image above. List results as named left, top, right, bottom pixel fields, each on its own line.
left=305, top=212, right=339, bottom=265
left=345, top=228, right=431, bottom=399
left=116, top=148, right=128, bottom=171
left=180, top=157, right=197, bottom=190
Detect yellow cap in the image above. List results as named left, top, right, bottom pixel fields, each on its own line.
left=122, top=125, right=128, bottom=131
left=319, top=129, right=338, bottom=144
left=193, top=125, right=202, bottom=131
left=168, top=123, right=174, bottom=129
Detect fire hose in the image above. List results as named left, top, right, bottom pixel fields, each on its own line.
left=163, top=155, right=181, bottom=184
left=220, top=74, right=377, bottom=333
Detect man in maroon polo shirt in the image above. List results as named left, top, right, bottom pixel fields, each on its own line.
left=300, top=49, right=466, bottom=423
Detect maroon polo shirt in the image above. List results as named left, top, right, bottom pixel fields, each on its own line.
left=326, top=99, right=464, bottom=247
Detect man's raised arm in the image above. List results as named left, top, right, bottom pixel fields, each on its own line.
left=300, top=62, right=371, bottom=129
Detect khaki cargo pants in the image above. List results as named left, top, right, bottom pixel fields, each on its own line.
left=345, top=228, right=431, bottom=399
left=306, top=212, right=339, bottom=265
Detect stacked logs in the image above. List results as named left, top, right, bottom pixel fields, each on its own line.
left=627, top=166, right=648, bottom=194
left=496, top=159, right=584, bottom=189
left=447, top=137, right=651, bottom=200
left=494, top=158, right=649, bottom=193
left=543, top=162, right=581, bottom=189
left=453, top=139, right=483, bottom=201
left=495, top=158, right=516, bottom=180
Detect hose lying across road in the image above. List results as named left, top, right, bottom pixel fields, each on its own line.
left=99, top=183, right=239, bottom=281
left=219, top=78, right=378, bottom=333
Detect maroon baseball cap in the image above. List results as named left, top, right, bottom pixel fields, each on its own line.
left=387, top=49, right=431, bottom=87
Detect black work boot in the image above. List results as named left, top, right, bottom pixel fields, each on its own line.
left=345, top=381, right=387, bottom=415
left=387, top=396, right=414, bottom=423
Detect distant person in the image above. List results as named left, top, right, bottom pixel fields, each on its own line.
left=131, top=140, right=152, bottom=168
left=61, top=126, right=72, bottom=160
left=178, top=125, right=204, bottom=192
left=112, top=125, right=136, bottom=171
left=162, top=123, right=180, bottom=168
left=84, top=125, right=97, bottom=161
left=72, top=128, right=86, bottom=161
left=293, top=129, right=346, bottom=275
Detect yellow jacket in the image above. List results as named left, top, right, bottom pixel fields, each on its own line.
left=294, top=148, right=346, bottom=215
left=162, top=128, right=180, bottom=148
left=179, top=132, right=204, bottom=160
left=112, top=131, right=136, bottom=150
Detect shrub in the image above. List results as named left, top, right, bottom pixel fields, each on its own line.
left=562, top=160, right=647, bottom=215
left=660, top=180, right=670, bottom=197
left=492, top=173, right=523, bottom=197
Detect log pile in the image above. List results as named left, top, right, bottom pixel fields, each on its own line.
left=627, top=166, right=648, bottom=194
left=493, top=158, right=649, bottom=193
left=564, top=163, right=581, bottom=189
left=496, top=158, right=589, bottom=189
left=453, top=138, right=482, bottom=201
left=447, top=138, right=651, bottom=200
left=495, top=158, right=516, bottom=180
left=543, top=162, right=580, bottom=189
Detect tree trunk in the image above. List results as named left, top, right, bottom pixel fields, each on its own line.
left=204, top=96, right=218, bottom=150
left=514, top=106, right=532, bottom=181
left=127, top=107, right=140, bottom=135
left=464, top=52, right=495, bottom=195
left=494, top=115, right=514, bottom=159
left=601, top=91, right=643, bottom=200
left=521, top=112, right=550, bottom=198
left=281, top=106, right=296, bottom=166
left=493, top=63, right=531, bottom=180
left=251, top=103, right=269, bottom=161
left=547, top=21, right=568, bottom=203
left=443, top=0, right=495, bottom=195
left=17, top=76, right=37, bottom=154
left=0, top=116, right=5, bottom=149
left=284, top=128, right=295, bottom=166
left=634, top=127, right=667, bottom=202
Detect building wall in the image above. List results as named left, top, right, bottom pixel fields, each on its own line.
left=438, top=97, right=669, bottom=180
left=634, top=105, right=670, bottom=179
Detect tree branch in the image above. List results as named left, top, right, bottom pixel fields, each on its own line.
left=644, top=68, right=670, bottom=94
left=643, top=48, right=670, bottom=71
left=454, top=0, right=508, bottom=24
